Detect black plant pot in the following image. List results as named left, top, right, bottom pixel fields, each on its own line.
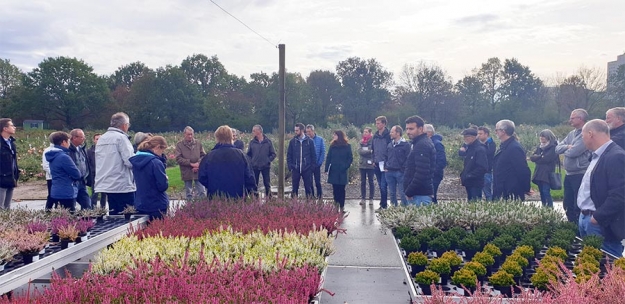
left=51, top=233, right=60, bottom=242
left=463, top=249, right=477, bottom=260
left=60, top=239, right=75, bottom=249
left=124, top=214, right=132, bottom=221
left=410, top=264, right=426, bottom=278
left=418, top=283, right=432, bottom=295
left=440, top=274, right=450, bottom=285
left=485, top=265, right=494, bottom=276
left=493, top=285, right=513, bottom=298
left=22, top=253, right=39, bottom=265
left=96, top=216, right=105, bottom=223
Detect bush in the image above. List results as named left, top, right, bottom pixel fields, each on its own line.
left=582, top=235, right=604, bottom=250
left=428, top=235, right=452, bottom=253
left=489, top=270, right=515, bottom=287
left=473, top=227, right=494, bottom=246
left=442, top=230, right=460, bottom=248
left=501, top=260, right=523, bottom=277
left=545, top=246, right=568, bottom=261
left=506, top=253, right=529, bottom=268
left=415, top=270, right=440, bottom=285
left=492, top=234, right=516, bottom=252
left=614, top=258, right=625, bottom=271
left=513, top=245, right=534, bottom=260
left=394, top=226, right=412, bottom=239
left=463, top=261, right=487, bottom=277
left=482, top=243, right=502, bottom=258
left=451, top=268, right=477, bottom=288
left=400, top=235, right=421, bottom=253
left=447, top=227, right=468, bottom=239
left=458, top=236, right=481, bottom=252
left=427, top=258, right=451, bottom=275
left=440, top=251, right=463, bottom=267
left=530, top=267, right=554, bottom=290
left=572, top=262, right=600, bottom=277
left=579, top=246, right=603, bottom=263
left=472, top=252, right=495, bottom=267
left=407, top=251, right=428, bottom=266
left=500, top=223, right=525, bottom=241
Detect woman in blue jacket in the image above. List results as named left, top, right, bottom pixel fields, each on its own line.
left=325, top=130, right=353, bottom=213
left=129, top=136, right=169, bottom=221
left=45, top=132, right=81, bottom=212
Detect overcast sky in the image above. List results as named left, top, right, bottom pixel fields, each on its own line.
left=1, top=0, right=624, bottom=85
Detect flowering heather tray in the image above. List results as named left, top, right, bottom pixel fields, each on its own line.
left=0, top=217, right=132, bottom=276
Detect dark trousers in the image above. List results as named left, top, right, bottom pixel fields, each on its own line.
left=76, top=180, right=92, bottom=210
left=292, top=168, right=313, bottom=198
left=564, top=174, right=584, bottom=223
left=254, top=168, right=271, bottom=196
left=90, top=187, right=107, bottom=208
left=332, top=184, right=346, bottom=209
left=138, top=208, right=167, bottom=222
left=433, top=177, right=442, bottom=203
left=465, top=186, right=482, bottom=202
left=107, top=192, right=135, bottom=215
left=311, top=165, right=322, bottom=198
left=537, top=181, right=553, bottom=208
left=50, top=198, right=76, bottom=213
left=360, top=169, right=374, bottom=199
left=374, top=166, right=387, bottom=208
left=45, top=180, right=56, bottom=209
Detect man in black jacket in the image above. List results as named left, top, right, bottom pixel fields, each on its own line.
left=460, top=128, right=488, bottom=201
left=287, top=123, right=316, bottom=198
left=578, top=119, right=625, bottom=257
left=69, top=129, right=92, bottom=209
left=403, top=115, right=436, bottom=206
left=247, top=124, right=276, bottom=197
left=492, top=120, right=531, bottom=201
left=372, top=116, right=391, bottom=209
left=0, top=118, right=19, bottom=209
left=478, top=126, right=496, bottom=201
left=606, top=107, right=625, bottom=149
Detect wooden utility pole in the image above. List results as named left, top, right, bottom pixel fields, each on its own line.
left=278, top=44, right=286, bottom=197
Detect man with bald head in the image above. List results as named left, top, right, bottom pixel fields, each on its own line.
left=577, top=119, right=625, bottom=257
left=606, top=107, right=625, bottom=149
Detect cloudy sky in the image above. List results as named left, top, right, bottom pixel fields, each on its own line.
left=1, top=0, right=624, bottom=84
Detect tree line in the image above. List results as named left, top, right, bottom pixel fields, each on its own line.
left=1, top=55, right=623, bottom=132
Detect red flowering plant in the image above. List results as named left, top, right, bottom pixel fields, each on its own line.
left=75, top=219, right=95, bottom=235
left=3, top=229, right=46, bottom=255
left=50, top=217, right=72, bottom=235
left=25, top=220, right=49, bottom=234
left=2, top=256, right=325, bottom=303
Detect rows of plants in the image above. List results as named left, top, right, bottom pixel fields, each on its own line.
left=0, top=207, right=122, bottom=273
left=379, top=201, right=625, bottom=300
left=2, top=198, right=342, bottom=303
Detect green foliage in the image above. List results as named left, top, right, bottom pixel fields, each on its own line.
left=473, top=227, right=494, bottom=246
left=614, top=258, right=625, bottom=271
left=530, top=267, right=555, bottom=290
left=394, top=226, right=412, bottom=240
left=491, top=234, right=516, bottom=252
left=458, top=236, right=481, bottom=252
left=418, top=227, right=443, bottom=241
left=415, top=270, right=440, bottom=285
left=578, top=246, right=603, bottom=264
left=446, top=226, right=468, bottom=239
left=582, top=235, right=604, bottom=250
left=573, top=262, right=600, bottom=277
left=451, top=268, right=478, bottom=288
left=500, top=223, right=525, bottom=241
left=549, top=238, right=572, bottom=252
left=407, top=251, right=428, bottom=266
left=440, top=251, right=463, bottom=267
left=399, top=235, right=421, bottom=253
left=505, top=253, right=529, bottom=268
left=513, top=245, right=534, bottom=260
left=428, top=235, right=452, bottom=253
left=472, top=252, right=495, bottom=267
left=545, top=246, right=568, bottom=261
left=482, top=243, right=502, bottom=258
left=463, top=261, right=487, bottom=277
left=427, top=258, right=451, bottom=275
left=489, top=270, right=515, bottom=287
left=442, top=230, right=460, bottom=248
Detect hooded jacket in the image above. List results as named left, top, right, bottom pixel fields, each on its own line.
left=45, top=146, right=81, bottom=199
left=199, top=143, right=256, bottom=198
left=41, top=143, right=56, bottom=181
left=130, top=150, right=169, bottom=213
left=385, top=137, right=410, bottom=172
left=69, top=143, right=92, bottom=186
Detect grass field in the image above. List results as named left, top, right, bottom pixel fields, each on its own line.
left=527, top=161, right=564, bottom=200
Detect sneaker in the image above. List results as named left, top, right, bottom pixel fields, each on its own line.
left=374, top=206, right=386, bottom=213
left=359, top=199, right=366, bottom=205
left=368, top=199, right=374, bottom=205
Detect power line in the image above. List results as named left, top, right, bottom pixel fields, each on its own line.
left=209, top=0, right=277, bottom=48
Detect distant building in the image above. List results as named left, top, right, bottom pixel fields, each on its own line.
left=23, top=120, right=44, bottom=130
left=608, top=53, right=625, bottom=79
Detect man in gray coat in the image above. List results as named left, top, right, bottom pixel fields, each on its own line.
left=556, top=108, right=591, bottom=223
left=94, top=112, right=136, bottom=215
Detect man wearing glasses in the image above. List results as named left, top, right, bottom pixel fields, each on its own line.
left=556, top=109, right=591, bottom=224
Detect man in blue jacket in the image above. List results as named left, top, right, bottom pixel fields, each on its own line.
left=492, top=120, right=531, bottom=201
left=385, top=125, right=410, bottom=206
left=372, top=116, right=391, bottom=210
left=46, top=132, right=82, bottom=212
left=306, top=124, right=325, bottom=199
left=287, top=123, right=316, bottom=198
left=425, top=124, right=447, bottom=203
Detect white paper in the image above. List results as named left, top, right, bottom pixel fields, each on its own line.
left=379, top=161, right=385, bottom=171
left=362, top=147, right=369, bottom=151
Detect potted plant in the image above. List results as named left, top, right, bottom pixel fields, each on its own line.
left=8, top=232, right=46, bottom=264
left=473, top=227, right=494, bottom=246
left=92, top=206, right=109, bottom=222
left=614, top=258, right=625, bottom=271
left=483, top=243, right=503, bottom=267
left=440, top=251, right=463, bottom=272
left=416, top=227, right=442, bottom=252
left=407, top=251, right=428, bottom=277
left=394, top=225, right=412, bottom=240
left=489, top=270, right=515, bottom=297
left=576, top=252, right=600, bottom=268
left=75, top=219, right=95, bottom=242
left=578, top=246, right=603, bottom=264
left=427, top=235, right=451, bottom=257
left=530, top=266, right=556, bottom=291
left=25, top=220, right=48, bottom=234
left=57, top=224, right=79, bottom=249
left=462, top=261, right=487, bottom=283
left=500, top=224, right=525, bottom=241
left=582, top=235, right=604, bottom=250
left=121, top=205, right=137, bottom=220
left=513, top=245, right=534, bottom=260
left=545, top=246, right=568, bottom=262
left=471, top=252, right=495, bottom=273
left=501, top=260, right=523, bottom=280
left=427, top=258, right=451, bottom=285
left=491, top=234, right=516, bottom=255
left=442, top=230, right=460, bottom=249
left=400, top=235, right=421, bottom=255
left=549, top=238, right=572, bottom=253
left=451, top=268, right=477, bottom=292
left=573, top=262, right=599, bottom=278
left=458, top=236, right=481, bottom=259
left=506, top=253, right=529, bottom=270
left=50, top=217, right=71, bottom=242
left=414, top=270, right=440, bottom=295
left=0, top=239, right=17, bottom=271
left=519, top=237, right=543, bottom=258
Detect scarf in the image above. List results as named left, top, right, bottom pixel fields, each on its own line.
left=362, top=134, right=372, bottom=145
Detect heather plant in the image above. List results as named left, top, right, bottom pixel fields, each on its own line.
left=57, top=224, right=79, bottom=241
left=75, top=219, right=95, bottom=234
left=427, top=235, right=452, bottom=253
left=3, top=230, right=46, bottom=254
left=573, top=262, right=599, bottom=277
left=614, top=258, right=625, bottom=271
left=473, top=227, right=494, bottom=246
left=3, top=257, right=324, bottom=303
left=0, top=239, right=17, bottom=264
left=25, top=220, right=48, bottom=234
left=576, top=253, right=600, bottom=267
left=50, top=217, right=71, bottom=235
left=458, top=236, right=480, bottom=252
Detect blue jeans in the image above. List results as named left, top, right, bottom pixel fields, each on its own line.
left=184, top=180, right=206, bottom=199
left=386, top=170, right=407, bottom=206
left=466, top=186, right=482, bottom=201
left=579, top=213, right=624, bottom=257
left=483, top=173, right=493, bottom=201
left=76, top=180, right=92, bottom=210
left=406, top=195, right=432, bottom=206
left=375, top=166, right=388, bottom=208
left=537, top=181, right=553, bottom=208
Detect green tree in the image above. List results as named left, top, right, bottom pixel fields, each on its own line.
left=180, top=54, right=227, bottom=97
left=499, top=58, right=544, bottom=122
left=25, top=57, right=110, bottom=128
left=555, top=67, right=607, bottom=119
left=477, top=57, right=504, bottom=111
left=608, top=65, right=625, bottom=107
left=0, top=59, right=24, bottom=114
left=455, top=74, right=491, bottom=125
left=306, top=70, right=341, bottom=127
left=336, top=57, right=393, bottom=126
left=108, top=61, right=151, bottom=90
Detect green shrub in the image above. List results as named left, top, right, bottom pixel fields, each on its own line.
left=506, top=253, right=529, bottom=268
left=458, top=236, right=481, bottom=252
left=614, top=258, right=625, bottom=271
left=427, top=258, right=451, bottom=275
left=530, top=267, right=554, bottom=290
left=442, top=230, right=460, bottom=248
left=549, top=238, right=572, bottom=253
left=576, top=253, right=600, bottom=267
left=447, top=227, right=468, bottom=239
left=415, top=270, right=440, bottom=285
left=440, top=251, right=462, bottom=267
left=513, top=245, right=534, bottom=260
left=472, top=252, right=495, bottom=267
left=489, top=270, right=515, bottom=287
left=500, top=224, right=525, bottom=241
left=545, top=246, right=568, bottom=261
left=394, top=226, right=412, bottom=239
left=492, top=234, right=516, bottom=252
left=473, top=227, right=494, bottom=246
left=407, top=251, right=428, bottom=266
left=482, top=243, right=502, bottom=258
left=463, top=261, right=487, bottom=277
left=501, top=260, right=523, bottom=277
left=419, top=227, right=443, bottom=240
left=428, top=235, right=452, bottom=253
left=518, top=237, right=543, bottom=255
left=579, top=246, right=603, bottom=263
left=572, top=262, right=599, bottom=277
left=582, top=235, right=604, bottom=250
left=451, top=268, right=478, bottom=288
left=400, top=235, right=421, bottom=253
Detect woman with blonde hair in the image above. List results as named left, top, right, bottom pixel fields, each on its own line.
left=130, top=136, right=169, bottom=220
left=530, top=129, right=559, bottom=208
left=199, top=125, right=256, bottom=198
left=325, top=130, right=353, bottom=213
